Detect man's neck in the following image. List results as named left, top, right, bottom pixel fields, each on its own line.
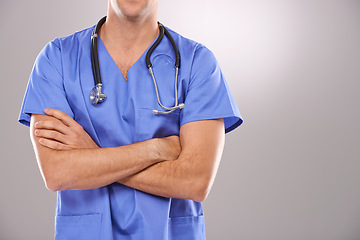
left=99, top=10, right=159, bottom=55
left=97, top=8, right=159, bottom=80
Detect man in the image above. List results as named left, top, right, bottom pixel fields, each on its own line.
left=19, top=0, right=242, bottom=239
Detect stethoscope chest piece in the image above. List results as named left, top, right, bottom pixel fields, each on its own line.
left=90, top=83, right=106, bottom=105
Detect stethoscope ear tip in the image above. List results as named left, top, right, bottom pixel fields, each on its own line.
left=152, top=109, right=159, bottom=115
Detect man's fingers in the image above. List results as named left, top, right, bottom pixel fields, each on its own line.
left=44, top=108, right=76, bottom=127
left=38, top=138, right=71, bottom=150
left=35, top=129, right=66, bottom=144
left=34, top=120, right=70, bottom=135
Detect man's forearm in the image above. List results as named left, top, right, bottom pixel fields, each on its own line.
left=118, top=119, right=225, bottom=202
left=36, top=138, right=163, bottom=191
left=118, top=150, right=220, bottom=202
left=118, top=156, right=210, bottom=202
left=31, top=113, right=181, bottom=192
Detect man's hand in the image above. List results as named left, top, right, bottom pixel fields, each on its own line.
left=34, top=108, right=99, bottom=150
left=155, top=136, right=181, bottom=161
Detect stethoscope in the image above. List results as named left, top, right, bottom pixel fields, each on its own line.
left=90, top=16, right=184, bottom=115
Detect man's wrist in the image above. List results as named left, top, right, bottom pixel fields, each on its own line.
left=149, top=138, right=163, bottom=163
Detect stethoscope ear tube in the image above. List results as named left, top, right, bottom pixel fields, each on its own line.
left=91, top=16, right=106, bottom=86
left=164, top=27, right=180, bottom=69
left=145, top=23, right=165, bottom=69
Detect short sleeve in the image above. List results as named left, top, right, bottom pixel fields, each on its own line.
left=18, top=39, right=74, bottom=127
left=180, top=46, right=243, bottom=133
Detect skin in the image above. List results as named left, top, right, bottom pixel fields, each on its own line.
left=30, top=0, right=226, bottom=202
left=31, top=109, right=181, bottom=191
left=33, top=109, right=224, bottom=201
left=101, top=0, right=159, bottom=80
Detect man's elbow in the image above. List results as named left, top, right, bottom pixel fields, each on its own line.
left=39, top=156, right=69, bottom=192
left=42, top=167, right=67, bottom=192
left=190, top=189, right=209, bottom=203
left=44, top=178, right=61, bottom=192
left=188, top=177, right=212, bottom=202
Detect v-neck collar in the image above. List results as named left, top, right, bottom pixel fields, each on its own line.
left=97, top=33, right=160, bottom=81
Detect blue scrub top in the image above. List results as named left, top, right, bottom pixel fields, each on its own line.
left=19, top=25, right=243, bottom=240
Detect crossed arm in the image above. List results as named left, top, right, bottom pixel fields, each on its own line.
left=31, top=108, right=225, bottom=202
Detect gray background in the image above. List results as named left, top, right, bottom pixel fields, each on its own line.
left=1, top=0, right=360, bottom=239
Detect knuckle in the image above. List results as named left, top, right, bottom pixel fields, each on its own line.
left=46, top=139, right=54, bottom=147
left=47, top=120, right=62, bottom=129
left=40, top=138, right=50, bottom=147
left=75, top=124, right=83, bottom=131
left=40, top=138, right=58, bottom=150
left=49, top=131, right=58, bottom=139
left=57, top=144, right=65, bottom=150
left=52, top=141, right=63, bottom=150
left=58, top=112, right=66, bottom=119
left=44, top=121, right=55, bottom=128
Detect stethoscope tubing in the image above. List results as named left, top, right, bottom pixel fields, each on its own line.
left=90, top=16, right=184, bottom=114
left=91, top=16, right=106, bottom=86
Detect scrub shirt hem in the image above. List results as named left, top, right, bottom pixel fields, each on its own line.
left=19, top=108, right=74, bottom=127
left=19, top=109, right=47, bottom=127
left=180, top=114, right=243, bottom=133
